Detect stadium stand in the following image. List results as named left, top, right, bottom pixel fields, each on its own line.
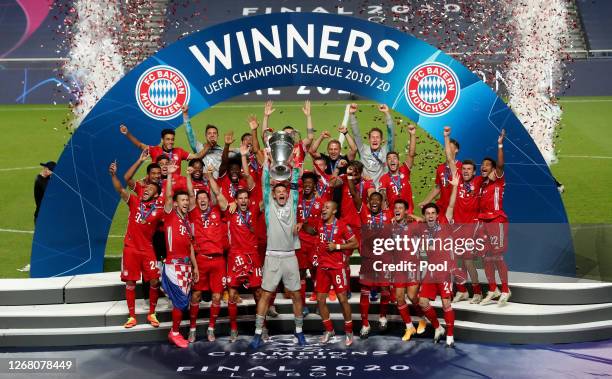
left=576, top=0, right=612, bottom=52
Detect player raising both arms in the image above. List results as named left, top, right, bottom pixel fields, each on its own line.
left=478, top=129, right=511, bottom=306
left=419, top=135, right=462, bottom=214
left=109, top=161, right=163, bottom=329
left=161, top=163, right=199, bottom=349
left=120, top=125, right=207, bottom=171
left=315, top=201, right=359, bottom=346
left=187, top=165, right=229, bottom=343
left=379, top=123, right=417, bottom=212
left=348, top=103, right=395, bottom=187
left=417, top=171, right=460, bottom=348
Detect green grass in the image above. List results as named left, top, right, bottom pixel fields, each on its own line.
left=1, top=98, right=611, bottom=278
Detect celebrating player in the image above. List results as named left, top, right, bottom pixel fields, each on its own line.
left=419, top=135, right=462, bottom=214
left=379, top=123, right=417, bottom=212
left=315, top=201, right=359, bottom=346
left=182, top=105, right=225, bottom=176
left=417, top=172, right=460, bottom=348
left=119, top=124, right=207, bottom=171
left=109, top=161, right=163, bottom=329
left=350, top=189, right=393, bottom=339
left=225, top=187, right=263, bottom=342
left=348, top=103, right=396, bottom=187
left=250, top=156, right=306, bottom=349
left=296, top=172, right=325, bottom=315
left=390, top=199, right=427, bottom=341
left=443, top=127, right=484, bottom=304
left=478, top=129, right=511, bottom=306
left=187, top=165, right=228, bottom=343
left=161, top=163, right=199, bottom=349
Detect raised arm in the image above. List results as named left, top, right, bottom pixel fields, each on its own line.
left=262, top=155, right=271, bottom=224
left=346, top=166, right=363, bottom=211
left=444, top=126, right=458, bottom=178
left=405, top=124, right=417, bottom=169
left=419, top=186, right=440, bottom=209
left=348, top=103, right=364, bottom=152
left=124, top=149, right=149, bottom=190
left=261, top=100, right=275, bottom=145
left=340, top=125, right=358, bottom=161
left=119, top=124, right=147, bottom=150
left=182, top=105, right=200, bottom=153
left=206, top=165, right=228, bottom=211
left=164, top=163, right=177, bottom=213
left=240, top=143, right=255, bottom=191
left=446, top=171, right=460, bottom=222
left=218, top=131, right=235, bottom=178
left=302, top=100, right=314, bottom=148
left=495, top=129, right=505, bottom=177
left=248, top=114, right=265, bottom=164
left=379, top=104, right=395, bottom=151
left=109, top=161, right=129, bottom=202
left=290, top=166, right=300, bottom=217
left=308, top=130, right=330, bottom=159
left=185, top=167, right=196, bottom=211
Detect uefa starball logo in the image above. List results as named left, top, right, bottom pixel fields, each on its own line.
left=405, top=62, right=460, bottom=117
left=135, top=65, right=190, bottom=121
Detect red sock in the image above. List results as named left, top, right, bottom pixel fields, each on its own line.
left=443, top=306, right=455, bottom=336
left=472, top=283, right=482, bottom=295
left=322, top=318, right=334, bottom=332
left=495, top=258, right=510, bottom=292
left=344, top=321, right=353, bottom=334
left=389, top=285, right=396, bottom=303
left=456, top=283, right=467, bottom=292
left=300, top=280, right=307, bottom=305
left=189, top=302, right=199, bottom=329
left=360, top=287, right=370, bottom=326
left=397, top=303, right=411, bottom=324
left=149, top=284, right=159, bottom=314
left=171, top=307, right=183, bottom=333
left=421, top=304, right=440, bottom=328
left=125, top=284, right=136, bottom=318
left=380, top=289, right=390, bottom=317
left=228, top=301, right=238, bottom=330
left=209, top=301, right=221, bottom=329
left=484, top=259, right=497, bottom=291
left=409, top=300, right=424, bottom=317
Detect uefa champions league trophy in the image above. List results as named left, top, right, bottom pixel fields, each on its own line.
left=263, top=129, right=300, bottom=181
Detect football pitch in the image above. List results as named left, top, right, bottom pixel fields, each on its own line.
left=1, top=98, right=611, bottom=279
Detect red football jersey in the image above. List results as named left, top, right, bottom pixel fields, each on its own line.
left=435, top=161, right=463, bottom=213
left=379, top=165, right=414, bottom=213
left=316, top=218, right=355, bottom=269
left=417, top=216, right=454, bottom=269
left=340, top=175, right=375, bottom=229
left=219, top=174, right=249, bottom=201
left=478, top=172, right=507, bottom=221
left=191, top=178, right=210, bottom=197
left=149, top=146, right=190, bottom=170
left=359, top=206, right=393, bottom=227
left=133, top=180, right=163, bottom=206
left=453, top=176, right=483, bottom=223
left=164, top=209, right=193, bottom=260
left=226, top=201, right=260, bottom=254
left=297, top=194, right=324, bottom=245
left=124, top=195, right=163, bottom=252
left=189, top=205, right=226, bottom=255
left=160, top=175, right=188, bottom=196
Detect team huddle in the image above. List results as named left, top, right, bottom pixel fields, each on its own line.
left=109, top=101, right=509, bottom=349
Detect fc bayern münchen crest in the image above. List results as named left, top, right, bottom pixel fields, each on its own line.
left=135, top=65, right=190, bottom=121
left=404, top=62, right=460, bottom=117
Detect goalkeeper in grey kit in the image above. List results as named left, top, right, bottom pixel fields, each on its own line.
left=249, top=151, right=306, bottom=349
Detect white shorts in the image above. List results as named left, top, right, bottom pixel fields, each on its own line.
left=261, top=253, right=301, bottom=292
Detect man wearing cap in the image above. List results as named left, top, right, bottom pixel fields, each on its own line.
left=34, top=161, right=56, bottom=223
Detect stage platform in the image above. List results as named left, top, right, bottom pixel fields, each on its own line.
left=1, top=267, right=611, bottom=347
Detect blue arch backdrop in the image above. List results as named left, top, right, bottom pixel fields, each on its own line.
left=31, top=13, right=573, bottom=278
